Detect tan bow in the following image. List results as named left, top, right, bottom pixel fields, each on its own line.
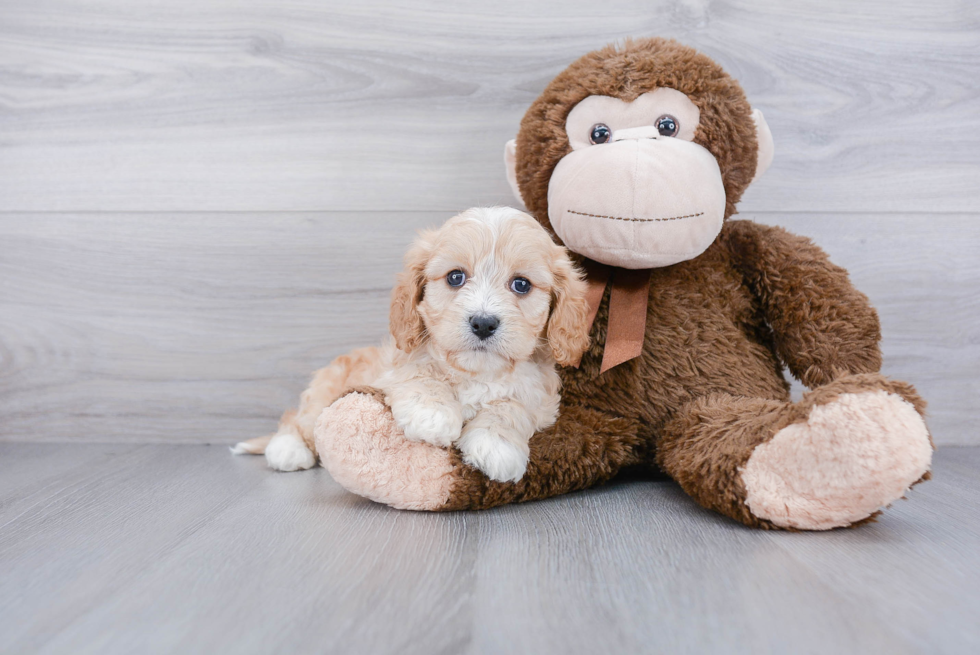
left=577, top=260, right=651, bottom=373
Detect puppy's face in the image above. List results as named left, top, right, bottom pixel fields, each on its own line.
left=390, top=207, right=590, bottom=373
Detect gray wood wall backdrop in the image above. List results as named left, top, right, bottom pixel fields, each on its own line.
left=1, top=0, right=978, bottom=445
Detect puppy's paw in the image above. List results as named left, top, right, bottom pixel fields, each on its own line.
left=391, top=401, right=462, bottom=448
left=457, top=427, right=528, bottom=483
left=265, top=432, right=316, bottom=472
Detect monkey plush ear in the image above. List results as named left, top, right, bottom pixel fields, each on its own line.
left=504, top=139, right=526, bottom=208
left=751, top=109, right=775, bottom=183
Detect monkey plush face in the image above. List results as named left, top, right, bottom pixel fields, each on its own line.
left=505, top=38, right=775, bottom=270
left=549, top=88, right=727, bottom=268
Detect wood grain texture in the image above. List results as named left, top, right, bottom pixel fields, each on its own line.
left=1, top=0, right=978, bottom=212
left=1, top=211, right=976, bottom=445
left=0, top=212, right=438, bottom=442
left=0, top=443, right=977, bottom=654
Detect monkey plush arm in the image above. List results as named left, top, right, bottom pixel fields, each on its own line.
left=724, top=220, right=882, bottom=388
left=316, top=388, right=645, bottom=511
left=444, top=402, right=645, bottom=510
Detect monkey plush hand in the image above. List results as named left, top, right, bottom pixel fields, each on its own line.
left=315, top=38, right=932, bottom=530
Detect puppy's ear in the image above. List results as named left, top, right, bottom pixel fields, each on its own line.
left=390, top=231, right=432, bottom=353
left=546, top=249, right=591, bottom=366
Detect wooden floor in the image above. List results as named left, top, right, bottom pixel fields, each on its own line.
left=1, top=444, right=977, bottom=654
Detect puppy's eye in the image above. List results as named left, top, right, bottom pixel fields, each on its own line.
left=446, top=270, right=466, bottom=287
left=656, top=114, right=678, bottom=137
left=510, top=277, right=531, bottom=295
left=589, top=123, right=611, bottom=145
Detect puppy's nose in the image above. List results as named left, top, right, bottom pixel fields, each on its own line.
left=469, top=314, right=500, bottom=341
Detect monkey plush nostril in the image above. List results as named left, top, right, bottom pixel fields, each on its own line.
left=469, top=315, right=500, bottom=341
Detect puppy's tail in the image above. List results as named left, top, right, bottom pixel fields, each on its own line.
left=230, top=434, right=273, bottom=456
left=230, top=345, right=386, bottom=458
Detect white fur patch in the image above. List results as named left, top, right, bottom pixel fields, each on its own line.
left=390, top=398, right=463, bottom=448
left=265, top=431, right=316, bottom=472
left=457, top=427, right=529, bottom=483
left=741, top=391, right=932, bottom=530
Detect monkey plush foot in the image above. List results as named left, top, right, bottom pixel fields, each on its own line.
left=740, top=390, right=932, bottom=530
left=315, top=390, right=457, bottom=511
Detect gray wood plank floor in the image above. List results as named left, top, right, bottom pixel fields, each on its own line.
left=1, top=443, right=977, bottom=654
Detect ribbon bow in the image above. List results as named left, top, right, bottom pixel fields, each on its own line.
left=577, top=260, right=652, bottom=373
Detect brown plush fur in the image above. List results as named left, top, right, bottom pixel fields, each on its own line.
left=445, top=38, right=929, bottom=525
left=425, top=219, right=928, bottom=521
left=332, top=38, right=932, bottom=528
left=440, top=404, right=646, bottom=511
left=657, top=372, right=929, bottom=529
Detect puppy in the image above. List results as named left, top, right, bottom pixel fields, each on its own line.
left=233, top=207, right=591, bottom=482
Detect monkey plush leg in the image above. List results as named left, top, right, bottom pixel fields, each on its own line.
left=315, top=387, right=644, bottom=511
left=657, top=373, right=933, bottom=530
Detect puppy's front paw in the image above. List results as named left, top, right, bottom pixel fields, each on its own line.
left=265, top=431, right=316, bottom=472
left=391, top=402, right=462, bottom=448
left=457, top=427, right=528, bottom=483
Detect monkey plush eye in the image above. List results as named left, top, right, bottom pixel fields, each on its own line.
left=447, top=270, right=466, bottom=287
left=589, top=123, right=612, bottom=145
left=510, top=277, right=532, bottom=295
left=656, top=114, right=679, bottom=137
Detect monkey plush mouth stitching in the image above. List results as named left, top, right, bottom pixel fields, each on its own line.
left=567, top=209, right=704, bottom=223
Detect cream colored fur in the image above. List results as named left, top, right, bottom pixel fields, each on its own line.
left=740, top=391, right=933, bottom=530
left=234, top=207, right=590, bottom=483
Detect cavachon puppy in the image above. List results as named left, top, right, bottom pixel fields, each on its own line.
left=233, top=206, right=591, bottom=482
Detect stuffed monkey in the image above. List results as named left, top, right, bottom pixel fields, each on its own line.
left=314, top=38, right=932, bottom=530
